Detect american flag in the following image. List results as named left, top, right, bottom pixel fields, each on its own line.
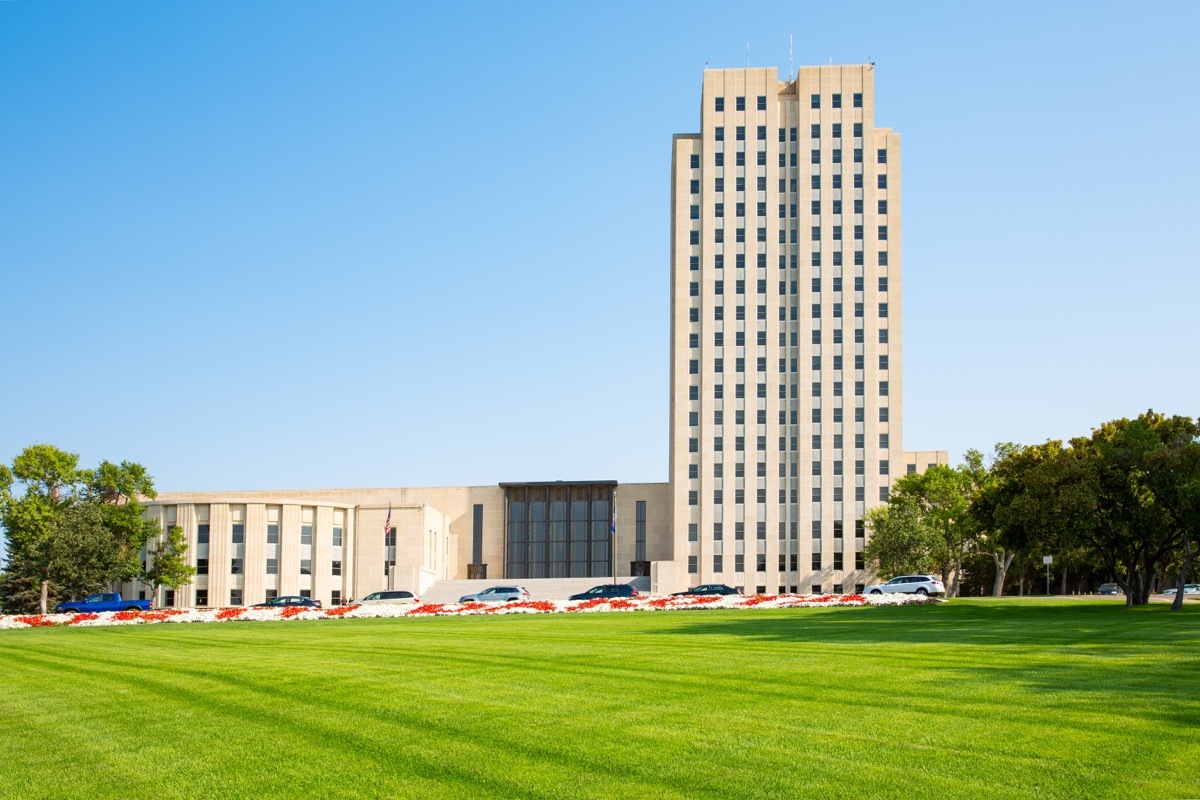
left=384, top=503, right=392, bottom=542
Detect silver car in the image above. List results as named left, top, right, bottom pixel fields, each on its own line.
left=458, top=585, right=531, bottom=603
left=864, top=575, right=945, bottom=597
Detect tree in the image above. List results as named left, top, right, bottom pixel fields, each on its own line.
left=140, top=525, right=195, bottom=606
left=0, top=444, right=159, bottom=614
left=863, top=498, right=940, bottom=577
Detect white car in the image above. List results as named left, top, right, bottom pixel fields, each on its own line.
left=357, top=590, right=420, bottom=605
left=458, top=585, right=531, bottom=603
left=1162, top=584, right=1200, bottom=596
left=864, top=575, right=945, bottom=597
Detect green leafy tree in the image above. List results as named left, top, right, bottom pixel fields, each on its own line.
left=1, top=445, right=159, bottom=613
left=863, top=498, right=939, bottom=577
left=140, top=525, right=195, bottom=606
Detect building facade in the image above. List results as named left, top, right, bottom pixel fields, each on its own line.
left=132, top=64, right=944, bottom=608
left=668, top=65, right=941, bottom=596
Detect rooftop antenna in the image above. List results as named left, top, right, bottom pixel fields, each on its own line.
left=746, top=42, right=750, bottom=68
left=789, top=34, right=793, bottom=80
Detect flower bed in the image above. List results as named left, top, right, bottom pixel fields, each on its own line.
left=0, top=592, right=932, bottom=631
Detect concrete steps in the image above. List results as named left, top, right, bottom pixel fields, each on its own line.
left=420, top=576, right=649, bottom=604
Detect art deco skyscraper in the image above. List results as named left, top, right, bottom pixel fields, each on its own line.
left=669, top=65, right=903, bottom=594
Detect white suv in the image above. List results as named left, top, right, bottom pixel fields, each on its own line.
left=358, top=590, right=420, bottom=605
left=865, top=575, right=945, bottom=597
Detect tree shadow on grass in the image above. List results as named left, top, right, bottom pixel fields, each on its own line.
left=647, top=601, right=1200, bottom=724
left=653, top=601, right=1200, bottom=648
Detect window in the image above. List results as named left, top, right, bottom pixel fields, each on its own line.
left=713, top=555, right=723, bottom=573
left=301, top=523, right=313, bottom=545
left=757, top=125, right=766, bottom=141
left=853, top=122, right=863, bottom=137
left=690, top=154, right=700, bottom=169
left=714, top=127, right=724, bottom=142
left=879, top=302, right=889, bottom=317
left=877, top=149, right=887, bottom=164
left=332, top=560, right=342, bottom=577
left=195, top=589, right=209, bottom=606
left=736, top=95, right=745, bottom=111
left=232, top=524, right=244, bottom=545
left=689, top=205, right=699, bottom=220
left=266, top=558, right=278, bottom=575
left=757, top=95, right=766, bottom=111
left=715, top=96, right=724, bottom=112
left=197, top=524, right=210, bottom=544
left=301, top=559, right=312, bottom=575
left=878, top=174, right=887, bottom=189
left=832, top=93, right=841, bottom=108
left=853, top=92, right=863, bottom=108
left=230, top=589, right=243, bottom=606
left=196, top=558, right=208, bottom=576
left=736, top=126, right=745, bottom=141
left=715, top=151, right=724, bottom=167
left=688, top=556, right=698, bottom=574
left=810, top=94, right=820, bottom=109
left=231, top=558, right=243, bottom=575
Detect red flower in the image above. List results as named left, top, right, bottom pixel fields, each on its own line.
left=65, top=613, right=101, bottom=625
left=216, top=607, right=245, bottom=620
left=323, top=605, right=360, bottom=617
left=15, top=615, right=58, bottom=627
left=407, top=603, right=446, bottom=615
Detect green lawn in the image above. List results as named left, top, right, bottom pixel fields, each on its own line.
left=0, top=600, right=1197, bottom=799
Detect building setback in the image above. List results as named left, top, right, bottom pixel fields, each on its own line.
left=133, top=65, right=945, bottom=609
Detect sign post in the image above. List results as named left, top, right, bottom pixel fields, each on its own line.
left=1043, top=555, right=1053, bottom=596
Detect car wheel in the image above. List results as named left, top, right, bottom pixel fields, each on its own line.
left=915, top=588, right=928, bottom=596
left=870, top=589, right=882, bottom=595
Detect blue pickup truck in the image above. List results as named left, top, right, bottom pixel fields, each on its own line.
left=55, top=593, right=152, bottom=614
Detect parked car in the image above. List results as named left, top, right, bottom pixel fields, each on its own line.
left=864, top=575, right=945, bottom=597
left=358, top=590, right=420, bottom=605
left=458, top=586, right=530, bottom=603
left=671, top=584, right=742, bottom=597
left=1162, top=584, right=1200, bottom=596
left=55, top=593, right=152, bottom=614
left=252, top=595, right=322, bottom=609
left=1096, top=583, right=1122, bottom=595
left=568, top=584, right=640, bottom=601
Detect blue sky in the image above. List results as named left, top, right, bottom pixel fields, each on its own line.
left=1, top=0, right=1197, bottom=496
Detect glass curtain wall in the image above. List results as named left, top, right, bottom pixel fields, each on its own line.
left=505, top=483, right=613, bottom=579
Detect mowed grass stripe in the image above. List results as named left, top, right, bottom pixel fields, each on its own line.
left=0, top=601, right=1197, bottom=799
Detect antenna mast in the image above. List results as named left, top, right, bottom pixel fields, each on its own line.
left=789, top=35, right=794, bottom=80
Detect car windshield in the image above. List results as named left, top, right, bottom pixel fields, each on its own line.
left=363, top=593, right=381, bottom=601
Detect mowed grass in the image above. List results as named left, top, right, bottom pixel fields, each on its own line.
left=1, top=601, right=1197, bottom=800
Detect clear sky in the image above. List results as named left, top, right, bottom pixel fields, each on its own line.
left=1, top=0, right=1197, bottom=497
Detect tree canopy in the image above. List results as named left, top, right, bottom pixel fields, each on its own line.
left=1, top=444, right=170, bottom=614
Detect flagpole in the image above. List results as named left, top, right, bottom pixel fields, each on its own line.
left=611, top=488, right=617, bottom=586
left=385, top=502, right=393, bottom=592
